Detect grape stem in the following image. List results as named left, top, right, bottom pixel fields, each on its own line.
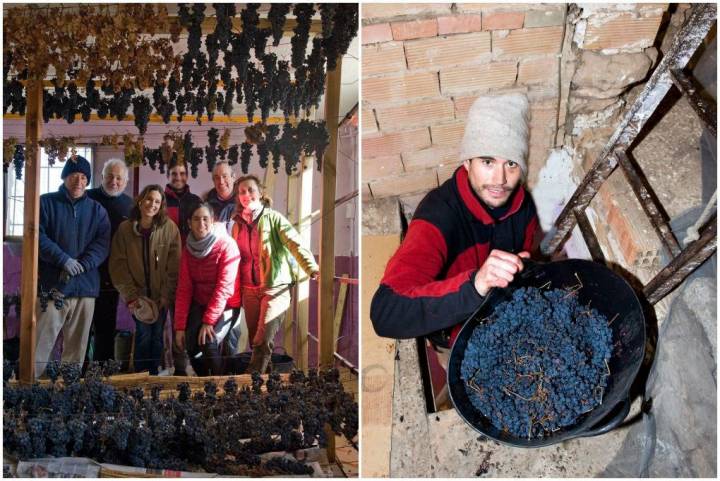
left=503, top=387, right=533, bottom=402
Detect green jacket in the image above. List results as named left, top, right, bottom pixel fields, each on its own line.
left=231, top=207, right=318, bottom=288
left=109, top=219, right=181, bottom=305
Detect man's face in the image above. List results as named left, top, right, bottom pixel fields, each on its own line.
left=463, top=157, right=523, bottom=208
left=168, top=165, right=188, bottom=190
left=212, top=164, right=235, bottom=199
left=64, top=172, right=88, bottom=199
left=103, top=163, right=128, bottom=195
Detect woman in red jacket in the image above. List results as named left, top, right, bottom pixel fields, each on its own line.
left=173, top=201, right=240, bottom=375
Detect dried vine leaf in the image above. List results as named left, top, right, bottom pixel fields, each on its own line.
left=4, top=4, right=182, bottom=89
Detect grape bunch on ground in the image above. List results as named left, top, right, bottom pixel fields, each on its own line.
left=3, top=362, right=357, bottom=475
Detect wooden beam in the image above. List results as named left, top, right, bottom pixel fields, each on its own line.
left=284, top=167, right=300, bottom=359
left=4, top=112, right=286, bottom=125
left=319, top=58, right=342, bottom=463
left=19, top=80, right=44, bottom=383
left=333, top=274, right=350, bottom=350
left=319, top=59, right=341, bottom=369
left=293, top=156, right=314, bottom=371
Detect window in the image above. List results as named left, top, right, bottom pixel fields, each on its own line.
left=4, top=147, right=93, bottom=237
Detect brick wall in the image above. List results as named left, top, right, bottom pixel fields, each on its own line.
left=362, top=3, right=568, bottom=199
left=362, top=2, right=674, bottom=276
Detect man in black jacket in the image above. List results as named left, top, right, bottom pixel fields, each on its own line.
left=371, top=93, right=540, bottom=357
left=87, top=158, right=133, bottom=364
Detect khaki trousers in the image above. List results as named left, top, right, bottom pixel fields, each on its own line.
left=35, top=297, right=95, bottom=378
left=243, top=285, right=291, bottom=374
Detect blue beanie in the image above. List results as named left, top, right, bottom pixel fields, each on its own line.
left=61, top=156, right=91, bottom=181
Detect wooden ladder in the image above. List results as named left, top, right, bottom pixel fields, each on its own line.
left=541, top=3, right=717, bottom=305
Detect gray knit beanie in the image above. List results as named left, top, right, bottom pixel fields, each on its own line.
left=459, top=93, right=530, bottom=174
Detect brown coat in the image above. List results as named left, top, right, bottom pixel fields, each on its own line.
left=109, top=219, right=181, bottom=306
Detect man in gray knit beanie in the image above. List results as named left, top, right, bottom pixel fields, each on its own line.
left=371, top=92, right=540, bottom=369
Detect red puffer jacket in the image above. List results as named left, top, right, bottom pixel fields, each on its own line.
left=174, top=234, right=240, bottom=330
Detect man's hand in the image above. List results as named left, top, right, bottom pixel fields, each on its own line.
left=310, top=270, right=319, bottom=281
left=175, top=330, right=186, bottom=351
left=198, top=324, right=216, bottom=346
left=63, top=258, right=84, bottom=276
left=474, top=250, right=530, bottom=296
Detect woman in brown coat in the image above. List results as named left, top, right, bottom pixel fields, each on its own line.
left=109, top=184, right=181, bottom=375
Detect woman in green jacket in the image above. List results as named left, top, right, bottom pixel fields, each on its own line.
left=109, top=184, right=181, bottom=375
left=229, top=175, right=319, bottom=374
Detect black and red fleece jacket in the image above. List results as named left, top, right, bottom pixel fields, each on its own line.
left=370, top=166, right=539, bottom=342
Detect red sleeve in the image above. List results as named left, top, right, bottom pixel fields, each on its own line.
left=382, top=220, right=474, bottom=298
left=371, top=219, right=483, bottom=339
left=202, top=239, right=241, bottom=325
left=173, top=250, right=193, bottom=331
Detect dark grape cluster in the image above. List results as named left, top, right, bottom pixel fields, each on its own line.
left=263, top=456, right=314, bottom=475
left=460, top=286, right=613, bottom=439
left=3, top=365, right=356, bottom=475
left=12, top=144, right=24, bottom=180
left=291, top=4, right=315, bottom=70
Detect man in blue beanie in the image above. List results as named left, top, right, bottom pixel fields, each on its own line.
left=36, top=155, right=111, bottom=378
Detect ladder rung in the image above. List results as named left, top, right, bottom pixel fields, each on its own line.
left=615, top=151, right=682, bottom=257
left=670, top=68, right=717, bottom=138
left=573, top=208, right=606, bottom=264
left=644, top=216, right=717, bottom=304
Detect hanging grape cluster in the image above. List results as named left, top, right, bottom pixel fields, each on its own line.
left=4, top=4, right=358, bottom=137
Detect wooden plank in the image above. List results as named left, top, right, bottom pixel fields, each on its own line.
left=18, top=80, right=43, bottom=383
left=333, top=274, right=349, bottom=350
left=4, top=112, right=287, bottom=124
left=296, top=156, right=314, bottom=371
left=319, top=56, right=342, bottom=463
left=360, top=234, right=400, bottom=477
left=285, top=167, right=300, bottom=358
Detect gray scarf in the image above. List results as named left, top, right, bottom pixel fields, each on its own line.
left=186, top=229, right=218, bottom=258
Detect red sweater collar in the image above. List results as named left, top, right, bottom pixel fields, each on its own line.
left=454, top=166, right=525, bottom=224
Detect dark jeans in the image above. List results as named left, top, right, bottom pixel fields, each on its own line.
left=89, top=290, right=120, bottom=363
left=185, top=302, right=234, bottom=376
left=133, top=309, right=166, bottom=376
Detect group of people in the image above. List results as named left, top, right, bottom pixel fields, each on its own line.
left=36, top=157, right=319, bottom=378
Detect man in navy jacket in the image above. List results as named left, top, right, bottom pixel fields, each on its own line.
left=371, top=93, right=540, bottom=355
left=87, top=158, right=133, bottom=363
left=36, top=156, right=110, bottom=377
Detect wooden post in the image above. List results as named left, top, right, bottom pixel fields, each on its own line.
left=297, top=156, right=313, bottom=371
left=333, top=274, right=350, bottom=351
left=285, top=166, right=300, bottom=358
left=18, top=80, right=44, bottom=383
left=319, top=58, right=342, bottom=463
left=319, top=57, right=342, bottom=369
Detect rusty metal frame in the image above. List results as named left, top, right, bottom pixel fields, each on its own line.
left=615, top=151, right=681, bottom=257
left=670, top=68, right=717, bottom=138
left=540, top=3, right=717, bottom=305
left=573, top=208, right=606, bottom=264
left=644, top=216, right=717, bottom=304
left=541, top=3, right=716, bottom=256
